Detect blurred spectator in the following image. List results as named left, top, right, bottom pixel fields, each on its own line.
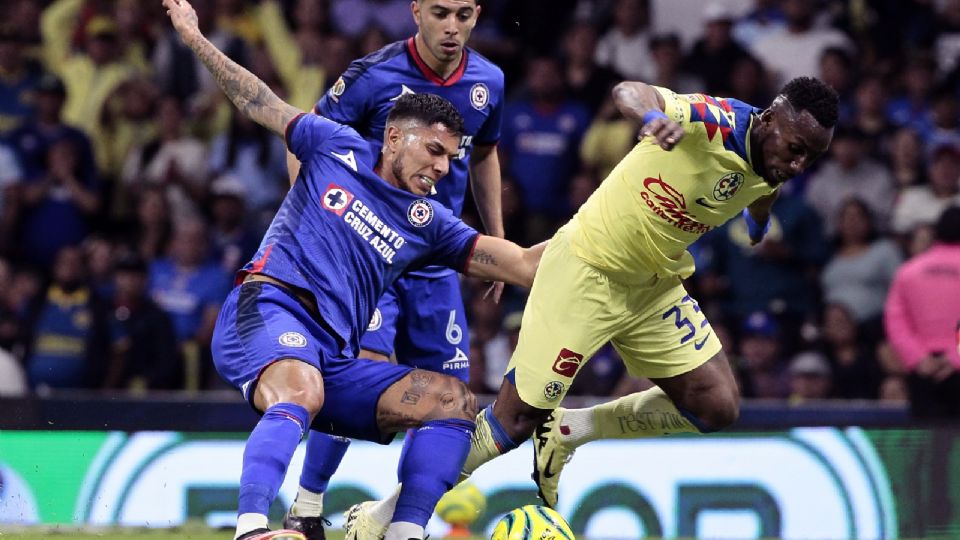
left=120, top=96, right=207, bottom=222
left=0, top=25, right=42, bottom=134
left=732, top=0, right=786, bottom=48
left=935, top=0, right=960, bottom=76
left=579, top=96, right=636, bottom=180
left=152, top=0, right=250, bottom=106
left=788, top=350, right=833, bottom=401
left=501, top=56, right=590, bottom=238
left=95, top=76, right=160, bottom=180
left=821, top=198, right=901, bottom=326
left=256, top=0, right=329, bottom=110
left=647, top=33, right=703, bottom=94
left=885, top=54, right=936, bottom=132
left=735, top=311, right=790, bottom=399
left=330, top=0, right=416, bottom=40
left=849, top=74, right=891, bottom=158
left=358, top=26, right=390, bottom=57
left=131, top=185, right=173, bottom=263
left=113, top=0, right=154, bottom=72
left=40, top=5, right=140, bottom=138
left=884, top=207, right=960, bottom=416
left=0, top=142, right=23, bottom=255
left=922, top=87, right=960, bottom=150
left=105, top=250, right=182, bottom=391
left=6, top=73, right=98, bottom=183
left=82, top=235, right=115, bottom=299
left=697, top=192, right=827, bottom=335
left=24, top=245, right=110, bottom=391
left=684, top=3, right=753, bottom=96
left=149, top=219, right=230, bottom=347
left=819, top=47, right=855, bottom=122
left=17, top=136, right=100, bottom=267
left=887, top=126, right=926, bottom=190
left=0, top=345, right=27, bottom=396
left=805, top=125, right=895, bottom=234
left=561, top=21, right=622, bottom=114
left=819, top=302, right=883, bottom=400
left=594, top=0, right=653, bottom=81
left=749, top=0, right=852, bottom=88
left=207, top=111, right=287, bottom=229
left=726, top=54, right=773, bottom=105
left=891, top=141, right=960, bottom=236
left=208, top=175, right=260, bottom=274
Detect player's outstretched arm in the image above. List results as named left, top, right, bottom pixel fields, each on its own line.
left=744, top=190, right=779, bottom=245
left=163, top=0, right=303, bottom=137
left=612, top=81, right=684, bottom=151
left=465, top=237, right=547, bottom=289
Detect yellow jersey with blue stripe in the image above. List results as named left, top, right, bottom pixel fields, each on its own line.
left=568, top=86, right=777, bottom=282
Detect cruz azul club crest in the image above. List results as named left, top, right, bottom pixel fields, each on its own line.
left=407, top=199, right=434, bottom=227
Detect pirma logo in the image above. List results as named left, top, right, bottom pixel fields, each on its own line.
left=279, top=332, right=307, bottom=348
left=407, top=199, right=434, bottom=227
left=552, top=348, right=583, bottom=377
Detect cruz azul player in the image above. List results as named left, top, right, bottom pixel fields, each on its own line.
left=162, top=1, right=542, bottom=539
left=283, top=1, right=506, bottom=538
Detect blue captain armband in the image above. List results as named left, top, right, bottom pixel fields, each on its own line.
left=742, top=208, right=770, bottom=243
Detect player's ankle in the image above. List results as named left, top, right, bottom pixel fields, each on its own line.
left=290, top=486, right=325, bottom=517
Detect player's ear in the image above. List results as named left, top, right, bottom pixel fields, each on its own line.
left=410, top=0, right=420, bottom=23
left=385, top=123, right=403, bottom=151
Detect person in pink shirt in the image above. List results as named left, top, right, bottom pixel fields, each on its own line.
left=884, top=206, right=960, bottom=416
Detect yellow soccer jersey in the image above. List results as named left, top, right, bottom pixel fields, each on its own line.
left=568, top=86, right=777, bottom=282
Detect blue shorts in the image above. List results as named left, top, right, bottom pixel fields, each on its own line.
left=360, top=272, right=470, bottom=381
left=212, top=281, right=412, bottom=442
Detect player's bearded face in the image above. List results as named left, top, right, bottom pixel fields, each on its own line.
left=415, top=0, right=480, bottom=61
left=390, top=126, right=459, bottom=196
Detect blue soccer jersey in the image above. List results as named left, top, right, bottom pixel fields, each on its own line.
left=240, top=113, right=480, bottom=356
left=316, top=38, right=504, bottom=221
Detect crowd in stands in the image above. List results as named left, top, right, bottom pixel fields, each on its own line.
left=0, top=0, right=959, bottom=416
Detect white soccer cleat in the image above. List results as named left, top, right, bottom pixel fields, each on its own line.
left=531, top=408, right=576, bottom=508
left=343, top=501, right=388, bottom=540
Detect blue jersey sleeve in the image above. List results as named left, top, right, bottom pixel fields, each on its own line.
left=285, top=113, right=350, bottom=163
left=315, top=67, right=374, bottom=128
left=430, top=207, right=480, bottom=272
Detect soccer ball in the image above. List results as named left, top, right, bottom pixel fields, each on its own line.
left=490, top=505, right=575, bottom=540
left=435, top=481, right=487, bottom=526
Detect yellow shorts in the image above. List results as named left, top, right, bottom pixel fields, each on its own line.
left=508, top=229, right=721, bottom=409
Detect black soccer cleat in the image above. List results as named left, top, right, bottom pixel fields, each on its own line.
left=282, top=511, right=331, bottom=540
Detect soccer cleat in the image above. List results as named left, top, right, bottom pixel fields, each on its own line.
left=236, top=528, right=308, bottom=540
left=282, top=510, right=331, bottom=540
left=531, top=408, right=576, bottom=508
left=343, top=501, right=388, bottom=540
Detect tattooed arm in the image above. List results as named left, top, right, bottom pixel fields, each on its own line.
left=163, top=0, right=302, bottom=137
left=465, top=237, right=547, bottom=289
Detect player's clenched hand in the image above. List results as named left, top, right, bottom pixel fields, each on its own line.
left=640, top=117, right=684, bottom=151
left=163, top=0, right=200, bottom=41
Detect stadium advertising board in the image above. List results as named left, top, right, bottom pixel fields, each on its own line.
left=1, top=427, right=958, bottom=538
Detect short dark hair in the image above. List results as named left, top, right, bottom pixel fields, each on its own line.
left=387, top=93, right=464, bottom=137
left=780, top=76, right=839, bottom=128
left=935, top=206, right=960, bottom=244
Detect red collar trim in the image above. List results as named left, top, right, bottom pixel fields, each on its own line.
left=406, top=37, right=468, bottom=87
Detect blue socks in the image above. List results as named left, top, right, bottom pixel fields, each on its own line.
left=393, top=418, right=475, bottom=526
left=238, top=403, right=309, bottom=516
left=299, top=430, right=352, bottom=493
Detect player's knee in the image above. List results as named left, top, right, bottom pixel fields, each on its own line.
left=425, top=375, right=478, bottom=423
left=255, top=359, right=325, bottom=415
left=696, top=388, right=740, bottom=432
